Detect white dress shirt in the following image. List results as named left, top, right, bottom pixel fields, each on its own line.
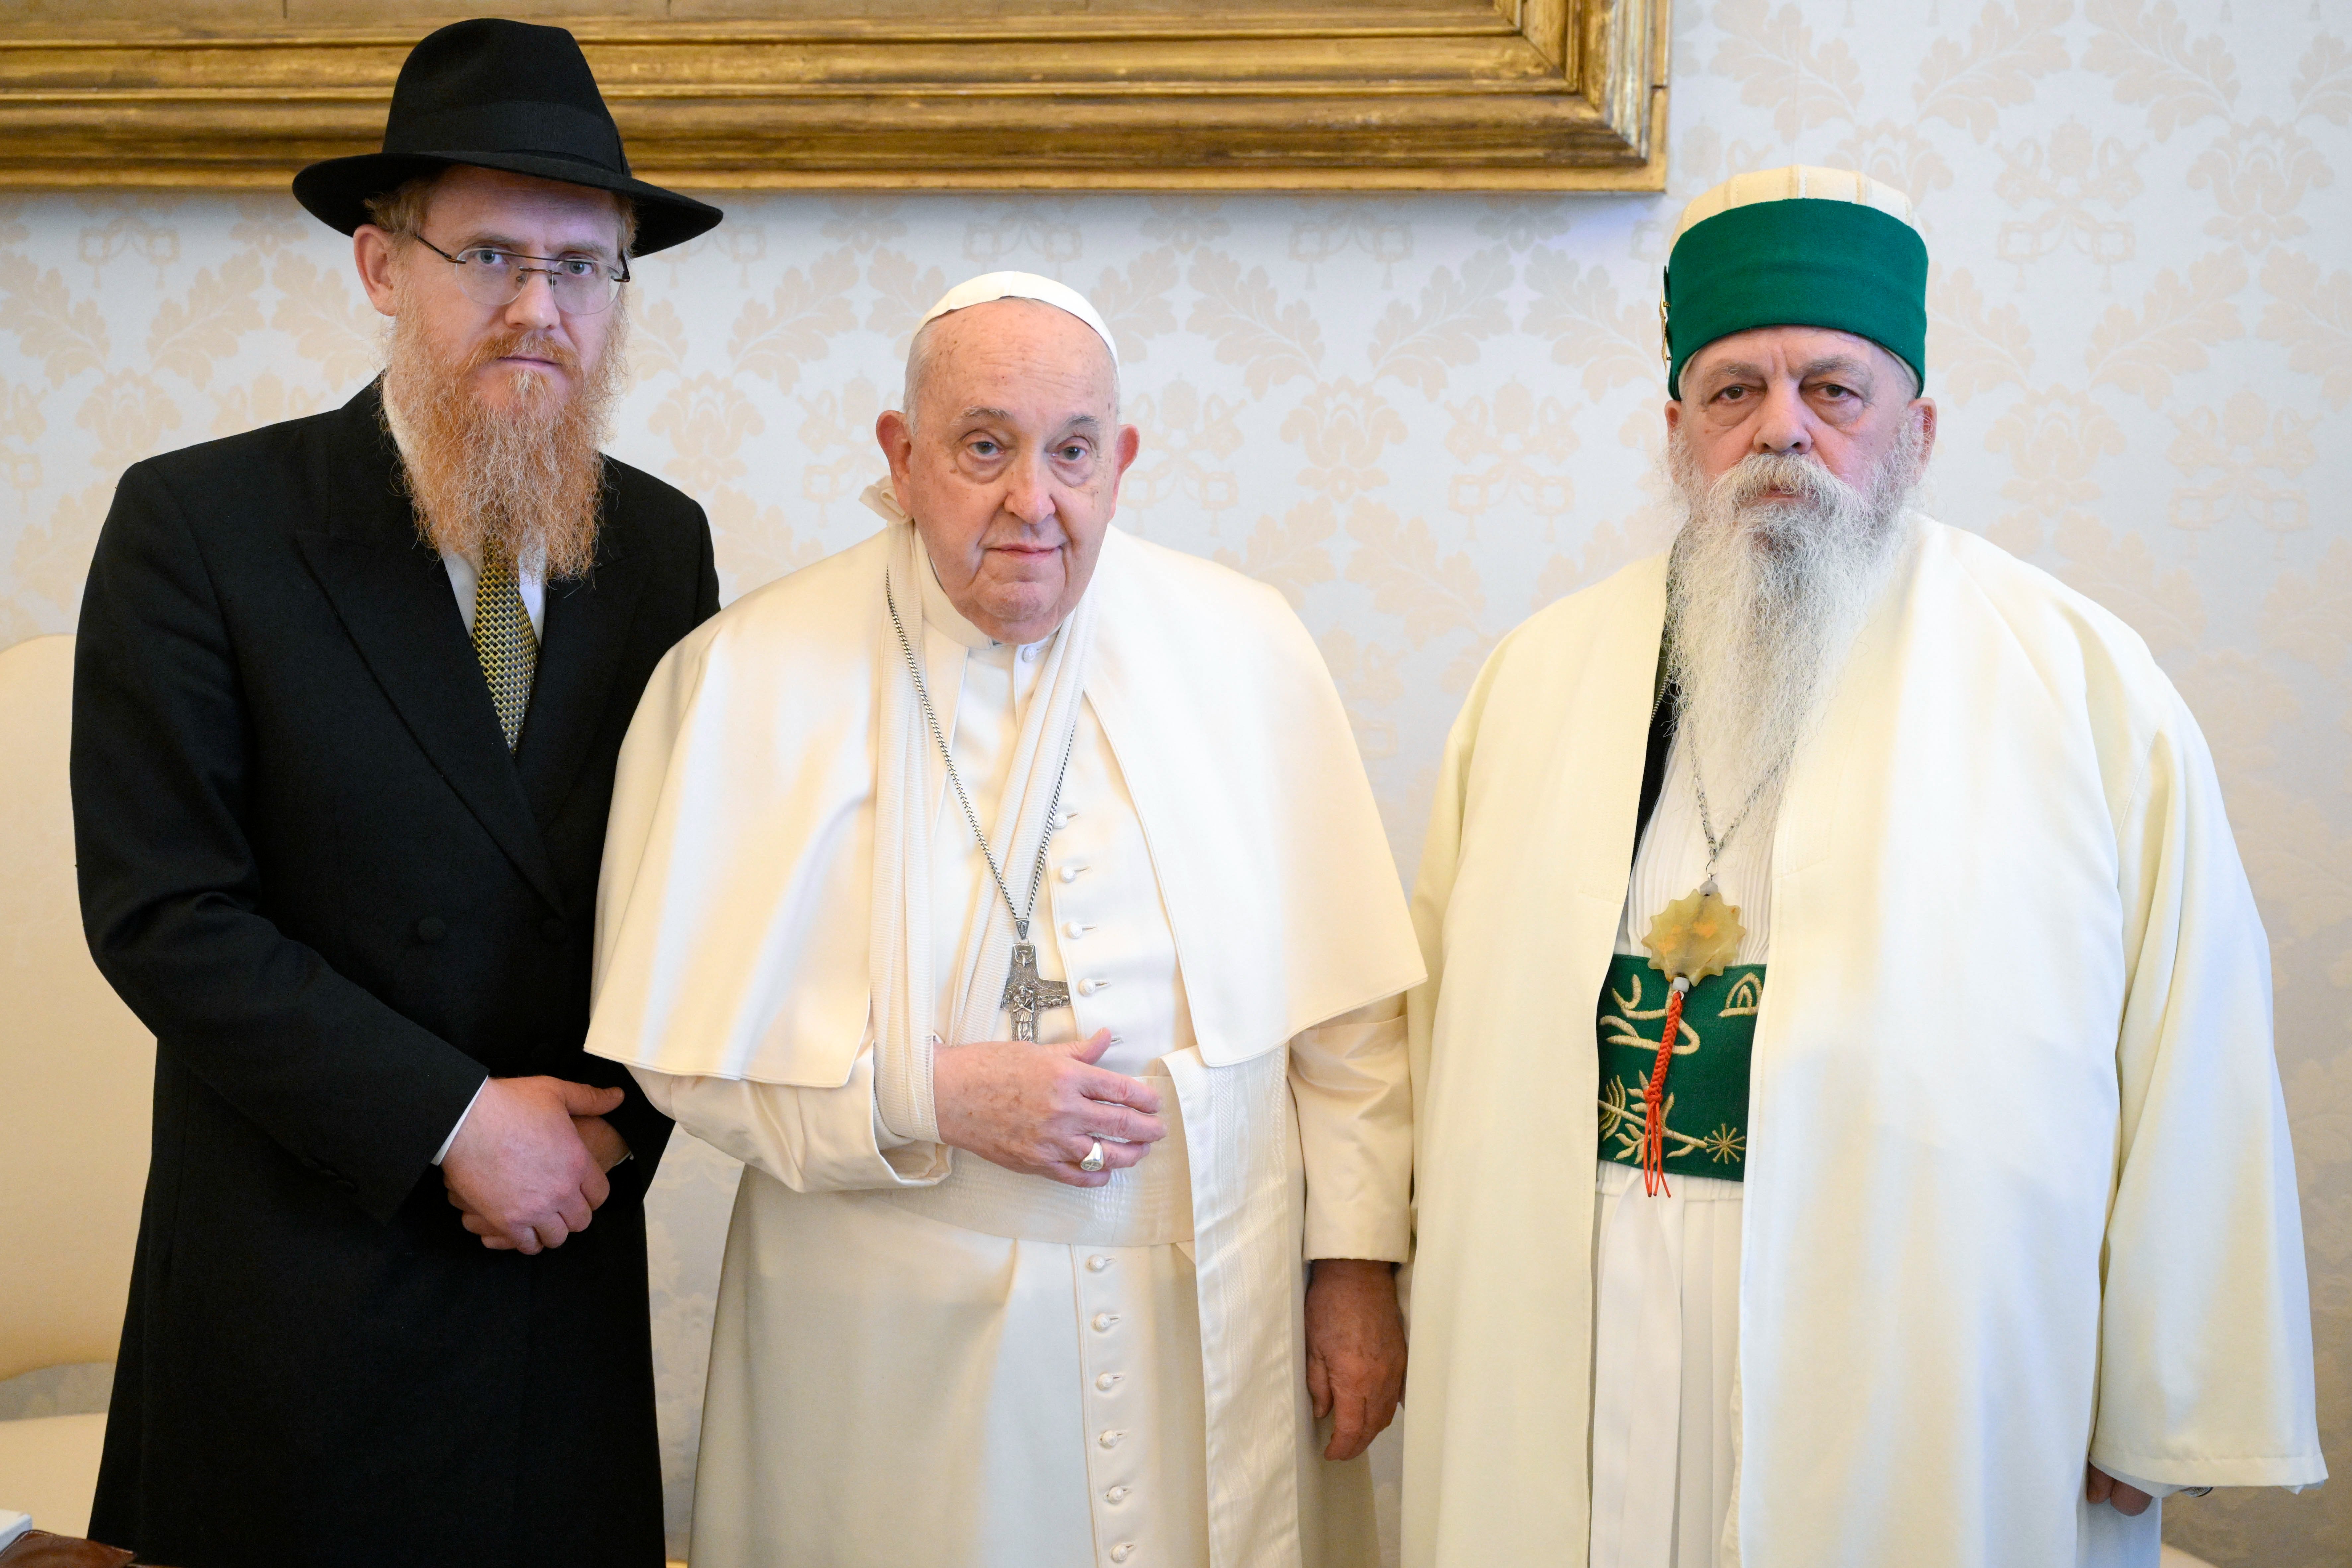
left=438, top=545, right=546, bottom=641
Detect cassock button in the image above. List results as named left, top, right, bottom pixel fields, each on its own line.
left=1097, top=1429, right=1125, bottom=1450
left=1104, top=1486, right=1131, bottom=1504
left=1110, top=1545, right=1135, bottom=1563
left=1095, top=1373, right=1121, bottom=1391
left=1086, top=1254, right=1111, bottom=1272
left=415, top=917, right=448, bottom=944
left=1064, top=921, right=1093, bottom=940
left=1059, top=863, right=1087, bottom=883
left=540, top=917, right=567, bottom=943
left=1092, top=1312, right=1119, bottom=1332
left=1078, top=978, right=1109, bottom=996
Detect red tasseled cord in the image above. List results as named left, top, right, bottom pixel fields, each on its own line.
left=1643, top=981, right=1687, bottom=1197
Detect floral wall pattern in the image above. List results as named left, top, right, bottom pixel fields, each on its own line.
left=1, top=2, right=2342, bottom=1562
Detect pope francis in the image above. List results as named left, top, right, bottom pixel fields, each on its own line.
left=1400, top=169, right=2324, bottom=1568
left=584, top=273, right=1424, bottom=1567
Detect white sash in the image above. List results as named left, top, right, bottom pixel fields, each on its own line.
left=866, top=486, right=1100, bottom=1141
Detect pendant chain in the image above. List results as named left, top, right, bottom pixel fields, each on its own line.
left=887, top=572, right=1074, bottom=942
left=1688, top=751, right=1779, bottom=885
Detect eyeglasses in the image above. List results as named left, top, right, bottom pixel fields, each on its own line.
left=414, top=235, right=631, bottom=316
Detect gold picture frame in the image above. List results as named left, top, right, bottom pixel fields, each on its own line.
left=0, top=1, right=1668, bottom=191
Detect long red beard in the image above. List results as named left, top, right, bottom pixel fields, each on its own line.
left=379, top=294, right=629, bottom=582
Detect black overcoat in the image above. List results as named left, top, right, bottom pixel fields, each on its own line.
left=70, top=381, right=720, bottom=1568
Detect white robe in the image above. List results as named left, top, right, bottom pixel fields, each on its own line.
left=586, top=524, right=1424, bottom=1568
left=1400, top=521, right=2324, bottom=1568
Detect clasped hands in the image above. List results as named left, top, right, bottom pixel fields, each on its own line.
left=441, top=1056, right=2175, bottom=1486
left=441, top=1075, right=633, bottom=1254
left=932, top=1028, right=1164, bottom=1188
left=934, top=1031, right=1407, bottom=1463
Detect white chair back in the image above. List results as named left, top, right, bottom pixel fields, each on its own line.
left=0, top=635, right=152, bottom=1380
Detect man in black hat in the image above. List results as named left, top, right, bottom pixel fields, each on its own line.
left=71, top=20, right=723, bottom=1567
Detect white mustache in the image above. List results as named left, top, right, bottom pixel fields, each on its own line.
left=1711, top=451, right=1859, bottom=519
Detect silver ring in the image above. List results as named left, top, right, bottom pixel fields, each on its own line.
left=1078, top=1140, right=1107, bottom=1173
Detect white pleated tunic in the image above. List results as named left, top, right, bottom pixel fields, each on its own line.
left=1588, top=732, right=1773, bottom=1568
left=652, top=569, right=1217, bottom=1567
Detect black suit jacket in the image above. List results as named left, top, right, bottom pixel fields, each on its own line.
left=72, top=382, right=720, bottom=1568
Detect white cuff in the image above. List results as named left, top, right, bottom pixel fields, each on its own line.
left=2101, top=1465, right=2237, bottom=1499
left=431, top=1077, right=490, bottom=1166
left=874, top=1031, right=939, bottom=1146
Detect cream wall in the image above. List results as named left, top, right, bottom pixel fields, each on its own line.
left=1, top=1, right=2342, bottom=1563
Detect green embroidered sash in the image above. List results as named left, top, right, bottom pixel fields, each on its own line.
left=1595, top=953, right=1764, bottom=1181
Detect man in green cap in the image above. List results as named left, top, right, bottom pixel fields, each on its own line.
left=1397, top=167, right=2323, bottom=1568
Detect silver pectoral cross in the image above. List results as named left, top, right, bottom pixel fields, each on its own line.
left=1000, top=923, right=1072, bottom=1042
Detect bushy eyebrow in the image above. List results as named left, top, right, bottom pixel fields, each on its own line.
left=1696, top=360, right=1767, bottom=386
left=1693, top=355, right=1879, bottom=391
left=1795, top=355, right=1877, bottom=382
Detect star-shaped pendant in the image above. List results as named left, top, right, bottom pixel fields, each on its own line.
left=1642, top=885, right=1746, bottom=985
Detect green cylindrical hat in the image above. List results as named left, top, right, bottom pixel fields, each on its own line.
left=1662, top=166, right=1928, bottom=400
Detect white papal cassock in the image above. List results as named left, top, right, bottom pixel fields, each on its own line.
left=1400, top=520, right=2324, bottom=1568
left=585, top=512, right=1422, bottom=1568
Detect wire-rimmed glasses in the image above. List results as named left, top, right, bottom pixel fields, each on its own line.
left=414, top=234, right=631, bottom=316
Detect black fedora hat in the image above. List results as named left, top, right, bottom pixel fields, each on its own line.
left=293, top=18, right=722, bottom=256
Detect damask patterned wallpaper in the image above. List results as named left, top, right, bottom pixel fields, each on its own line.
left=1, top=1, right=2342, bottom=1562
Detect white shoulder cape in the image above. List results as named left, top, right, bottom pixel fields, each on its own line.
left=1401, top=520, right=2323, bottom=1568
left=585, top=523, right=1422, bottom=1086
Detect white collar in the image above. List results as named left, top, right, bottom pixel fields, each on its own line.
left=916, top=545, right=999, bottom=651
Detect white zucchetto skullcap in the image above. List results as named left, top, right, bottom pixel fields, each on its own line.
left=1671, top=164, right=1919, bottom=244
left=916, top=271, right=1120, bottom=368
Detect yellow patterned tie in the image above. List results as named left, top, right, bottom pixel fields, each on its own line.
left=471, top=544, right=538, bottom=750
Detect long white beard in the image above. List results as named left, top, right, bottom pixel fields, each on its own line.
left=1663, top=420, right=1928, bottom=832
